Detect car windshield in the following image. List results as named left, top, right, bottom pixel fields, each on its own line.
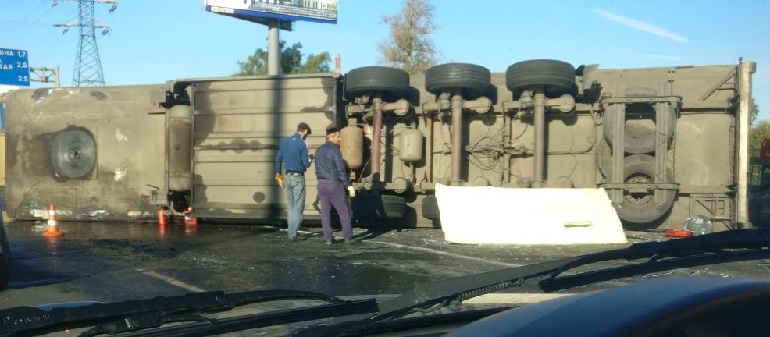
left=4, top=226, right=770, bottom=336
left=1, top=1, right=769, bottom=337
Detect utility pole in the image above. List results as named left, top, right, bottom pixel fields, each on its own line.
left=54, top=0, right=117, bottom=87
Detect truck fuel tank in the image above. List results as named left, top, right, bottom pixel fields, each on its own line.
left=399, top=128, right=423, bottom=163
left=341, top=125, right=363, bottom=169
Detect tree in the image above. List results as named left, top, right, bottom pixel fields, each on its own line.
left=750, top=103, right=767, bottom=149
left=378, top=0, right=438, bottom=75
left=751, top=120, right=770, bottom=149
left=235, top=41, right=331, bottom=76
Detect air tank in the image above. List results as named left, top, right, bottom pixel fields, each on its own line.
left=399, top=128, right=423, bottom=162
left=340, top=125, right=363, bottom=169
left=168, top=105, right=192, bottom=191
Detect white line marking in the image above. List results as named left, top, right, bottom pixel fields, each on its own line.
left=365, top=240, right=523, bottom=268
left=137, top=269, right=206, bottom=292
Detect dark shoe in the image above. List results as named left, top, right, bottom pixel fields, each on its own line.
left=288, top=237, right=296, bottom=243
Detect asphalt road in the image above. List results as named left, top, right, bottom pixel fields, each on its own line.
left=3, top=219, right=769, bottom=303
left=0, top=220, right=607, bottom=304
left=2, top=219, right=770, bottom=335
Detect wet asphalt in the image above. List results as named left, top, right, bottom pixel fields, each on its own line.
left=3, top=219, right=770, bottom=310
left=4, top=220, right=527, bottom=302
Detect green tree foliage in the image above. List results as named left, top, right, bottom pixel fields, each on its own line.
left=749, top=103, right=765, bottom=186
left=751, top=120, right=770, bottom=149
left=235, top=41, right=331, bottom=76
left=751, top=104, right=769, bottom=150
left=377, top=0, right=438, bottom=75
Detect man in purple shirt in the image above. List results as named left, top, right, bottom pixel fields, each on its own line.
left=314, top=127, right=356, bottom=244
left=275, top=122, right=313, bottom=242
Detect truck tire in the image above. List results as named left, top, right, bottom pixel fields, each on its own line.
left=603, top=87, right=677, bottom=154
left=352, top=194, right=407, bottom=220
left=596, top=139, right=613, bottom=178
left=505, top=59, right=577, bottom=98
left=50, top=128, right=96, bottom=179
left=614, top=154, right=676, bottom=224
left=425, top=63, right=491, bottom=99
left=345, top=66, right=409, bottom=101
left=421, top=195, right=440, bottom=220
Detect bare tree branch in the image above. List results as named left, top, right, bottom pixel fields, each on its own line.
left=378, top=0, right=438, bottom=75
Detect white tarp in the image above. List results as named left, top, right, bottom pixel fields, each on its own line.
left=436, top=184, right=627, bottom=244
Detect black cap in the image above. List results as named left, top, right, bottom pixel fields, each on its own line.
left=297, top=122, right=311, bottom=135
left=326, top=126, right=340, bottom=136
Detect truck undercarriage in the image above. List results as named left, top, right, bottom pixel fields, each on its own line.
left=3, top=60, right=756, bottom=231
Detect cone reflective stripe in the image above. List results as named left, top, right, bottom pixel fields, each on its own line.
left=47, top=204, right=55, bottom=226
left=44, top=203, right=63, bottom=237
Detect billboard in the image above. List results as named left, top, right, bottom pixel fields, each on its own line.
left=0, top=48, right=30, bottom=87
left=205, top=0, right=338, bottom=27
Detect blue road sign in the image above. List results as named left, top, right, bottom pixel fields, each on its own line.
left=0, top=48, right=31, bottom=87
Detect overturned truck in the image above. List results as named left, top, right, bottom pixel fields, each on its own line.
left=4, top=59, right=756, bottom=230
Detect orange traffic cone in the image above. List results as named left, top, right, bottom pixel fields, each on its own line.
left=183, top=207, right=198, bottom=226
left=43, top=203, right=63, bottom=237
left=157, top=207, right=168, bottom=226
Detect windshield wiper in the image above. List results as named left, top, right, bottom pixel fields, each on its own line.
left=8, top=229, right=770, bottom=337
left=539, top=228, right=770, bottom=291
left=290, top=228, right=770, bottom=337
left=84, top=299, right=377, bottom=337
left=0, top=289, right=375, bottom=336
left=288, top=257, right=579, bottom=337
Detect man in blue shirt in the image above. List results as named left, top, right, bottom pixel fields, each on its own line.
left=315, top=127, right=356, bottom=244
left=275, top=122, right=313, bottom=242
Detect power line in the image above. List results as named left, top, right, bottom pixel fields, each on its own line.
left=53, top=0, right=117, bottom=87
left=0, top=1, right=56, bottom=45
left=36, top=31, right=71, bottom=66
left=0, top=20, right=57, bottom=26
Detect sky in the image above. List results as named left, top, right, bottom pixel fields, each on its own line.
left=1, top=0, right=769, bottom=120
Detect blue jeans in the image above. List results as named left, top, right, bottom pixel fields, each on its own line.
left=284, top=174, right=305, bottom=239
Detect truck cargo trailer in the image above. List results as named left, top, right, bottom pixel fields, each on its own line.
left=3, top=60, right=756, bottom=231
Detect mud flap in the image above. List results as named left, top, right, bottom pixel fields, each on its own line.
left=435, top=184, right=627, bottom=244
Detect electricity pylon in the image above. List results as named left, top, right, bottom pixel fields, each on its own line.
left=54, top=0, right=118, bottom=87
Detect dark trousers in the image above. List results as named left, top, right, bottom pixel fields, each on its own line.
left=318, top=179, right=353, bottom=240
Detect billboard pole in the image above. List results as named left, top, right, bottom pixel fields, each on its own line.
left=267, top=20, right=280, bottom=76
left=203, top=0, right=338, bottom=76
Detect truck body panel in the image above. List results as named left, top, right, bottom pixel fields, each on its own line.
left=3, top=61, right=754, bottom=231
left=5, top=85, right=167, bottom=220
left=189, top=75, right=339, bottom=219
